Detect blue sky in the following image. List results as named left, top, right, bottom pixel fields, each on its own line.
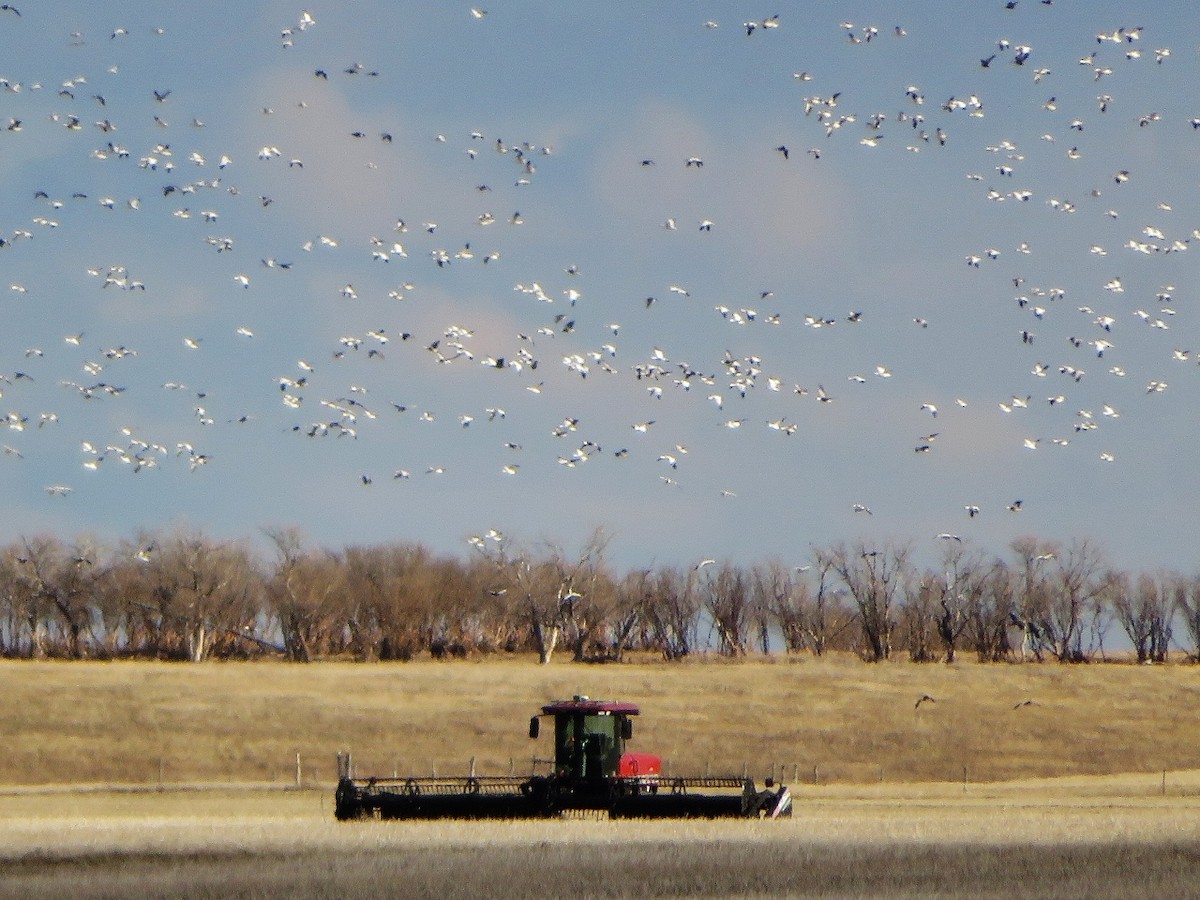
left=1, top=1, right=1198, bottom=574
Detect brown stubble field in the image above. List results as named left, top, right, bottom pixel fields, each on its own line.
left=2, top=781, right=1199, bottom=899
left=1, top=656, right=1199, bottom=897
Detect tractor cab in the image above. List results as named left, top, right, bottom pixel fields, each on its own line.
left=530, top=696, right=660, bottom=784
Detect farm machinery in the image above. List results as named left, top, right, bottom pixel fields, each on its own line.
left=334, top=696, right=792, bottom=820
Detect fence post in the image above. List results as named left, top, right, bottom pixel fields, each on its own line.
left=963, top=765, right=968, bottom=793
left=295, top=752, right=302, bottom=788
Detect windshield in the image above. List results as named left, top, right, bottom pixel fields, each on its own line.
left=555, top=713, right=621, bottom=779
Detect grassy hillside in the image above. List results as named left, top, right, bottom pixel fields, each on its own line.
left=3, top=655, right=1198, bottom=787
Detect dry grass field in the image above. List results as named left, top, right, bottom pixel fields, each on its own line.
left=2, top=655, right=1198, bottom=785
left=1, top=778, right=1199, bottom=898
left=1, top=656, right=1199, bottom=897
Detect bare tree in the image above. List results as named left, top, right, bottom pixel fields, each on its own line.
left=597, top=570, right=648, bottom=662
left=96, top=544, right=150, bottom=657
left=504, top=551, right=563, bottom=665
left=1042, top=538, right=1113, bottom=663
left=420, top=556, right=478, bottom=658
left=825, top=541, right=911, bottom=662
left=341, top=543, right=443, bottom=661
left=753, top=560, right=806, bottom=654
left=0, top=540, right=52, bottom=657
left=960, top=558, right=1017, bottom=662
left=804, top=553, right=857, bottom=656
left=900, top=570, right=943, bottom=663
left=1009, top=536, right=1059, bottom=662
left=472, top=529, right=613, bottom=665
left=136, top=528, right=263, bottom=662
left=1176, top=575, right=1200, bottom=662
left=551, top=528, right=618, bottom=662
left=12, top=535, right=103, bottom=658
left=0, top=547, right=19, bottom=656
left=933, top=543, right=984, bottom=664
left=698, top=562, right=751, bottom=656
left=1087, top=571, right=1119, bottom=661
left=463, top=553, right=525, bottom=653
left=640, top=565, right=699, bottom=660
left=1112, top=572, right=1173, bottom=664
left=264, top=527, right=346, bottom=662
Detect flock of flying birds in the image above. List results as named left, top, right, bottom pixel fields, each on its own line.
left=1, top=4, right=1199, bottom=561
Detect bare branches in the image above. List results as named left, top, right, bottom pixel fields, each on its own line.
left=640, top=566, right=698, bottom=660
left=824, top=541, right=911, bottom=662
left=1176, top=577, right=1200, bottom=662
left=0, top=526, right=1185, bottom=666
left=1112, top=572, right=1173, bottom=664
left=699, top=562, right=751, bottom=656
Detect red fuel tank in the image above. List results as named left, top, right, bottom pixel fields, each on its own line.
left=618, top=752, right=661, bottom=777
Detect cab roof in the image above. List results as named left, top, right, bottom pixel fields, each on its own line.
left=541, top=697, right=639, bottom=716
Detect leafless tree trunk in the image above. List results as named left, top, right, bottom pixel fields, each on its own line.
left=825, top=541, right=910, bottom=662
left=605, top=570, right=652, bottom=662
left=641, top=566, right=698, bottom=660
left=1009, top=536, right=1061, bottom=662
left=1041, top=539, right=1113, bottom=663
left=699, top=562, right=751, bottom=656
left=901, top=571, right=943, bottom=663
left=960, top=558, right=1015, bottom=662
left=342, top=543, right=441, bottom=661
left=0, top=542, right=49, bottom=657
left=0, top=552, right=15, bottom=656
left=1176, top=576, right=1200, bottom=662
left=264, top=527, right=345, bottom=662
left=133, top=528, right=264, bottom=662
left=14, top=536, right=101, bottom=659
left=1112, top=572, right=1173, bottom=663
left=473, top=530, right=613, bottom=665
left=753, top=560, right=806, bottom=654
left=805, top=553, right=857, bottom=656
left=550, top=527, right=616, bottom=662
left=464, top=554, right=524, bottom=653
left=933, top=544, right=984, bottom=664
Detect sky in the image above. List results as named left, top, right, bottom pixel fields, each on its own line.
left=1, top=1, right=1199, bottom=575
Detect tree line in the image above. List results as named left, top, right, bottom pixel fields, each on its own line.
left=1, top=526, right=1198, bottom=665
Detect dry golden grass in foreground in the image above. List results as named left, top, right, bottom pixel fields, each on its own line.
left=1, top=779, right=1199, bottom=899
left=2, top=655, right=1198, bottom=787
